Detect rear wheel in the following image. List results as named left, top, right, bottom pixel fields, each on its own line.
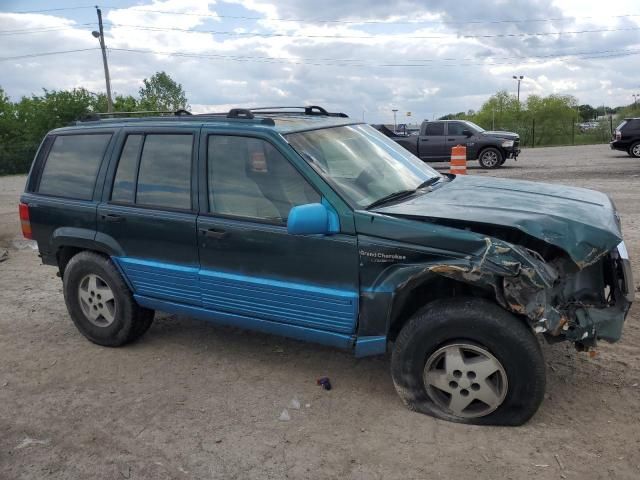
left=478, top=148, right=504, bottom=169
left=629, top=141, right=640, bottom=158
left=391, top=298, right=546, bottom=426
left=63, top=251, right=154, bottom=346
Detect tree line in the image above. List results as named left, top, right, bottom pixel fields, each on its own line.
left=0, top=72, right=188, bottom=175
left=438, top=91, right=640, bottom=147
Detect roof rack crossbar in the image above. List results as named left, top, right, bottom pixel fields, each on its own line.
left=227, top=108, right=254, bottom=119
left=246, top=105, right=348, bottom=118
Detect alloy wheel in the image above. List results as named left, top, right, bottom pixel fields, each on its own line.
left=423, top=343, right=508, bottom=418
left=78, top=274, right=116, bottom=327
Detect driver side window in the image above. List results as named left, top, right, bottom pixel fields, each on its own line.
left=207, top=135, right=320, bottom=223
left=447, top=122, right=467, bottom=136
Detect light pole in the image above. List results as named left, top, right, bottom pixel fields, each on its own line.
left=512, top=75, right=524, bottom=105
left=633, top=94, right=639, bottom=107
left=392, top=109, right=398, bottom=133
left=92, top=6, right=113, bottom=113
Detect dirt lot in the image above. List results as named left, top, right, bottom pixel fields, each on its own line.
left=1, top=144, right=639, bottom=479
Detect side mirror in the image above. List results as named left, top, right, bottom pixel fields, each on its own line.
left=462, top=129, right=473, bottom=137
left=287, top=203, right=338, bottom=235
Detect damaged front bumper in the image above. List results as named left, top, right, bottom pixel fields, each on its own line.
left=509, top=241, right=633, bottom=346
left=432, top=237, right=633, bottom=347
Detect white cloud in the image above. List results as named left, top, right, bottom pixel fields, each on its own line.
left=1, top=0, right=639, bottom=122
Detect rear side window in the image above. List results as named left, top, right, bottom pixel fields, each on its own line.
left=38, top=134, right=112, bottom=199
left=424, top=123, right=444, bottom=136
left=135, top=134, right=193, bottom=210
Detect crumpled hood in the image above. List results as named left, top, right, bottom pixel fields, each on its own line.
left=374, top=175, right=622, bottom=267
left=481, top=130, right=519, bottom=140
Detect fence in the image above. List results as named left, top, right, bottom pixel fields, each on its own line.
left=485, top=117, right=614, bottom=148
left=0, top=117, right=619, bottom=176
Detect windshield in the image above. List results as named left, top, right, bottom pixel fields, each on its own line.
left=286, top=124, right=440, bottom=208
left=463, top=120, right=485, bottom=133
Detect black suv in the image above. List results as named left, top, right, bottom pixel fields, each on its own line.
left=19, top=106, right=632, bottom=426
left=610, top=118, right=640, bottom=158
left=373, top=120, right=520, bottom=168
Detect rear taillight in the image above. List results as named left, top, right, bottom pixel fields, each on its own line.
left=19, top=202, right=32, bottom=239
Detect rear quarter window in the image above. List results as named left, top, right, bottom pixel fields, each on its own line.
left=37, top=133, right=112, bottom=200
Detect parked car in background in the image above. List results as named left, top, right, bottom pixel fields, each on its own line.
left=578, top=121, right=600, bottom=133
left=19, top=106, right=632, bottom=426
left=610, top=118, right=640, bottom=158
left=373, top=120, right=520, bottom=169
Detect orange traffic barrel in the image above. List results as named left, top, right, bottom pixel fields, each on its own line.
left=450, top=145, right=467, bottom=175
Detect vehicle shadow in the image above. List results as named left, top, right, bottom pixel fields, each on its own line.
left=131, top=311, right=621, bottom=426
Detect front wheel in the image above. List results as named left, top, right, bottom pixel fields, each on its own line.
left=391, top=298, right=546, bottom=426
left=629, top=141, right=640, bottom=158
left=478, top=148, right=504, bottom=169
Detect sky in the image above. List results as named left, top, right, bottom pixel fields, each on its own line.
left=0, top=0, right=639, bottom=123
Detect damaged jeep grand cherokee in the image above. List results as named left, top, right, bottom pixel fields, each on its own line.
left=20, top=106, right=633, bottom=426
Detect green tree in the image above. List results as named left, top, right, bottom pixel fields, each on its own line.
left=578, top=104, right=597, bottom=122
left=524, top=94, right=578, bottom=145
left=138, top=71, right=189, bottom=112
left=438, top=112, right=468, bottom=120
left=92, top=93, right=139, bottom=113
left=1, top=88, right=98, bottom=174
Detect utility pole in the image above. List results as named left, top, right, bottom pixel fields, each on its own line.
left=392, top=109, right=398, bottom=133
left=512, top=75, right=524, bottom=105
left=92, top=6, right=113, bottom=112
left=633, top=94, right=639, bottom=107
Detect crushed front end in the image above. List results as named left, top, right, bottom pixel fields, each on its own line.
left=429, top=236, right=633, bottom=349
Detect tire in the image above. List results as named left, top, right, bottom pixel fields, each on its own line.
left=391, top=297, right=545, bottom=426
left=62, top=251, right=154, bottom=347
left=629, top=142, right=640, bottom=158
left=478, top=148, right=504, bottom=169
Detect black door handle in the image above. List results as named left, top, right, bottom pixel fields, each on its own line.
left=447, top=138, right=455, bottom=141
left=102, top=214, right=125, bottom=223
left=201, top=228, right=228, bottom=239
left=420, top=138, right=430, bottom=142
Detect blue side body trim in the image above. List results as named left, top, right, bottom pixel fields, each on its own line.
left=199, top=269, right=357, bottom=334
left=134, top=294, right=355, bottom=350
left=115, top=256, right=359, bottom=335
left=354, top=336, right=387, bottom=357
left=114, top=257, right=201, bottom=306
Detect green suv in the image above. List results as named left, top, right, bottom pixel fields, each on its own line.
left=20, top=106, right=633, bottom=425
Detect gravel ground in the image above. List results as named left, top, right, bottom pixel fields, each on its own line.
left=1, top=144, right=639, bottom=479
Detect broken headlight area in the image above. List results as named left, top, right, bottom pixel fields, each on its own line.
left=503, top=242, right=633, bottom=348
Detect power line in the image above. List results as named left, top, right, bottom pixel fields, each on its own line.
left=0, top=23, right=96, bottom=35
left=4, top=5, right=640, bottom=27
left=4, top=6, right=96, bottom=14
left=100, top=22, right=640, bottom=40
left=105, top=46, right=640, bottom=68
left=113, top=47, right=640, bottom=65
left=99, top=7, right=640, bottom=26
left=0, top=48, right=99, bottom=61
left=2, top=46, right=638, bottom=66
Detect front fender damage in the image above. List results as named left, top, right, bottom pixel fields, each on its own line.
left=424, top=237, right=631, bottom=346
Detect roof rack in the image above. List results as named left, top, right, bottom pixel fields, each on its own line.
left=76, top=105, right=347, bottom=125
left=78, top=109, right=192, bottom=122
left=247, top=106, right=348, bottom=117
